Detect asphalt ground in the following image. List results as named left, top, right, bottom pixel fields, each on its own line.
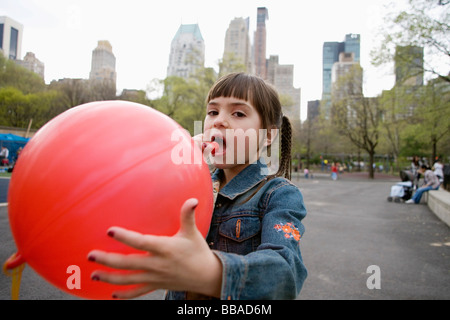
left=0, top=177, right=8, bottom=203
left=296, top=173, right=450, bottom=300
left=1, top=172, right=449, bottom=300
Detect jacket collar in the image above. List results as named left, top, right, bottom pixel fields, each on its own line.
left=211, top=159, right=268, bottom=200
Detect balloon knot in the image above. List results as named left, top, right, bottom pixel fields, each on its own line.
left=3, top=253, right=26, bottom=300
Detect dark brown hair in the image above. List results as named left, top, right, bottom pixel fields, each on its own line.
left=206, top=72, right=292, bottom=180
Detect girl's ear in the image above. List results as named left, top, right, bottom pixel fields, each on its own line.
left=264, top=125, right=279, bottom=147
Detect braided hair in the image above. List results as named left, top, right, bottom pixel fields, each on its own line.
left=277, top=115, right=292, bottom=180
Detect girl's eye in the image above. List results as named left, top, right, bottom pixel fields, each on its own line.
left=233, top=112, right=246, bottom=118
left=207, top=110, right=218, bottom=116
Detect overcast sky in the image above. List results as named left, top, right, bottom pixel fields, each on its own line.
left=2, top=0, right=401, bottom=120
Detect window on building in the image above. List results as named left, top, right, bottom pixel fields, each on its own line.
left=0, top=24, right=3, bottom=50
left=9, top=27, right=18, bottom=60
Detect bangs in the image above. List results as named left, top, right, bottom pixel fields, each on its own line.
left=206, top=73, right=255, bottom=105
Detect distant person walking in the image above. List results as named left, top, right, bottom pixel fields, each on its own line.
left=331, top=163, right=338, bottom=180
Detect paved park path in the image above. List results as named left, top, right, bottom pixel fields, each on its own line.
left=1, top=173, right=449, bottom=300
left=296, top=173, right=450, bottom=300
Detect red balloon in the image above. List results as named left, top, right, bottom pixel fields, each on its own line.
left=7, top=101, right=213, bottom=299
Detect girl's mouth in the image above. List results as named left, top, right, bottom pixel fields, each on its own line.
left=211, top=135, right=226, bottom=156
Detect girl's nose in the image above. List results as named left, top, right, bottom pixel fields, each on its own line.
left=213, top=114, right=229, bottom=128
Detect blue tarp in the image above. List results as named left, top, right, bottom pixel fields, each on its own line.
left=0, top=133, right=30, bottom=164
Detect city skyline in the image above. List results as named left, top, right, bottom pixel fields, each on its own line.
left=1, top=0, right=400, bottom=120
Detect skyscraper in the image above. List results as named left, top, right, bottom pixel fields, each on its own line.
left=322, top=34, right=360, bottom=101
left=344, top=34, right=360, bottom=63
left=307, top=100, right=320, bottom=121
left=167, top=24, right=205, bottom=79
left=331, top=52, right=362, bottom=100
left=0, top=16, right=23, bottom=60
left=222, top=17, right=252, bottom=74
left=266, top=55, right=301, bottom=120
left=89, top=40, right=116, bottom=84
left=253, top=7, right=268, bottom=79
left=322, top=41, right=344, bottom=101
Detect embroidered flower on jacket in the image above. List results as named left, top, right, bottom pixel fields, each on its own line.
left=274, top=222, right=301, bottom=242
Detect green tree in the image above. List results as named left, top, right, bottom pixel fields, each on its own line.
left=218, top=52, right=247, bottom=77
left=332, top=65, right=381, bottom=178
left=0, top=54, right=46, bottom=93
left=405, top=78, right=450, bottom=161
left=372, top=0, right=449, bottom=83
left=48, top=79, right=90, bottom=109
left=119, top=89, right=153, bottom=106
left=0, top=87, right=28, bottom=127
left=152, top=76, right=191, bottom=120
left=378, top=85, right=417, bottom=170
left=0, top=87, right=63, bottom=129
left=182, top=67, right=217, bottom=134
left=148, top=67, right=218, bottom=135
left=87, top=79, right=117, bottom=101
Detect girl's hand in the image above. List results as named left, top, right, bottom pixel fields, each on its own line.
left=192, top=133, right=204, bottom=150
left=87, top=198, right=222, bottom=299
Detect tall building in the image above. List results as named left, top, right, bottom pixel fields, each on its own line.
left=167, top=24, right=205, bottom=79
left=307, top=100, right=320, bottom=121
left=15, top=52, right=45, bottom=79
left=322, top=41, right=344, bottom=101
left=253, top=7, right=268, bottom=79
left=267, top=55, right=301, bottom=120
left=0, top=16, right=23, bottom=60
left=322, top=34, right=360, bottom=101
left=222, top=17, right=252, bottom=74
left=344, top=34, right=360, bottom=63
left=331, top=52, right=362, bottom=99
left=89, top=40, right=116, bottom=84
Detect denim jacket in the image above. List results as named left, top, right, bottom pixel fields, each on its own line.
left=166, top=159, right=307, bottom=300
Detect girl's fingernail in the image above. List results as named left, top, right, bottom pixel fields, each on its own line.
left=88, top=255, right=96, bottom=262
left=112, top=294, right=119, bottom=299
left=107, top=230, right=115, bottom=237
left=91, top=275, right=100, bottom=281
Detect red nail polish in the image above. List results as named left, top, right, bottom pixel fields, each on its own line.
left=88, top=255, right=96, bottom=262
left=107, top=230, right=115, bottom=237
left=91, top=275, right=100, bottom=281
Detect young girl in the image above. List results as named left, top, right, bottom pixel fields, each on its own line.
left=88, top=73, right=307, bottom=300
